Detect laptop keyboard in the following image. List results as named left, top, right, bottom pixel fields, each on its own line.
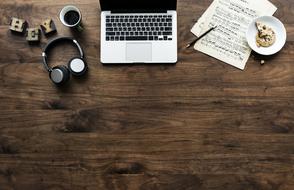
left=105, top=14, right=173, bottom=41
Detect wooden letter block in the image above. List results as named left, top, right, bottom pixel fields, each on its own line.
left=40, top=19, right=57, bottom=35
left=10, top=17, right=27, bottom=33
left=26, top=28, right=40, bottom=42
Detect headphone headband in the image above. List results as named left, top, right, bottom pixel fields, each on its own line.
left=42, top=37, right=84, bottom=72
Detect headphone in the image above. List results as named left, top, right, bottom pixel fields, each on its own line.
left=42, top=37, right=87, bottom=85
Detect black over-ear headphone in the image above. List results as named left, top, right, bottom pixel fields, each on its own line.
left=42, top=37, right=87, bottom=85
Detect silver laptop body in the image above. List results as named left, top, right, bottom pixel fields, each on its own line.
left=100, top=0, right=177, bottom=64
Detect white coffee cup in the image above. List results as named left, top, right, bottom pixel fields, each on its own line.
left=59, top=5, right=83, bottom=31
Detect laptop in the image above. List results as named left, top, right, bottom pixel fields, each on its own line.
left=99, top=0, right=177, bottom=64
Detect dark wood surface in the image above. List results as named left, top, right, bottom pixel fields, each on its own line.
left=0, top=0, right=294, bottom=189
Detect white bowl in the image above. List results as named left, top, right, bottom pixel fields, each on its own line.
left=246, top=16, right=286, bottom=55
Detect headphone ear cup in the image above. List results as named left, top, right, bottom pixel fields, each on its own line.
left=49, top=65, right=70, bottom=85
left=68, top=57, right=88, bottom=76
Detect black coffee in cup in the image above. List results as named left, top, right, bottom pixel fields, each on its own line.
left=60, top=5, right=83, bottom=31
left=64, top=10, right=80, bottom=25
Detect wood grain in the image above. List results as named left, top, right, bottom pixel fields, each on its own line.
left=0, top=0, right=293, bottom=189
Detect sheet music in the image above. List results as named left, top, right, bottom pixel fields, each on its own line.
left=191, top=0, right=277, bottom=70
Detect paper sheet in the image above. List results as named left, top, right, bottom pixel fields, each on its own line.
left=191, top=0, right=277, bottom=70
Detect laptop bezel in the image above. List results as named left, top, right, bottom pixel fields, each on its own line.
left=99, top=0, right=177, bottom=12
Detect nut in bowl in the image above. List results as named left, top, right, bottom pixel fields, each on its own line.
left=246, top=16, right=286, bottom=56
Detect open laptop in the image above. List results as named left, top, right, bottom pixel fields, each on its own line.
left=100, top=0, right=177, bottom=64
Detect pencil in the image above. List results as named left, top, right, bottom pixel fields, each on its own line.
left=186, top=26, right=217, bottom=49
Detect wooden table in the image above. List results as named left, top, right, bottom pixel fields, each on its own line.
left=0, top=0, right=293, bottom=189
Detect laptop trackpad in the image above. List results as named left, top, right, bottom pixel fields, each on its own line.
left=126, top=43, right=152, bottom=62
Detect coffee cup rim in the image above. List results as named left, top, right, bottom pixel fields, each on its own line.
left=59, top=5, right=82, bottom=28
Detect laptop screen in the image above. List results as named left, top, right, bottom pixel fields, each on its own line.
left=100, top=0, right=177, bottom=12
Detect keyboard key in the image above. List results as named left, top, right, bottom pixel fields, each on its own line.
left=106, top=32, right=115, bottom=36
left=126, top=36, right=148, bottom=40
left=163, top=32, right=172, bottom=35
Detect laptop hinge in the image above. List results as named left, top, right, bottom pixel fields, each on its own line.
left=111, top=9, right=167, bottom=13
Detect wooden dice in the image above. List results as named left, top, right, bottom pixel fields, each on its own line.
left=10, top=17, right=57, bottom=44
left=40, top=19, right=57, bottom=35
left=26, top=28, right=40, bottom=42
left=10, top=17, right=28, bottom=34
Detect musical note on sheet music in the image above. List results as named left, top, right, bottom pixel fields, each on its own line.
left=191, top=0, right=277, bottom=70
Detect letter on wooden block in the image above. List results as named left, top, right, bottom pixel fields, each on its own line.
left=26, top=28, right=40, bottom=42
left=10, top=17, right=27, bottom=33
left=40, top=19, right=57, bottom=35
